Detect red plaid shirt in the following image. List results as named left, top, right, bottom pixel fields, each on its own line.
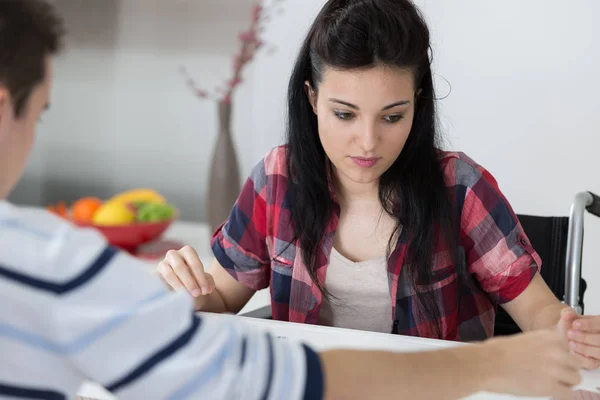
left=211, top=146, right=541, bottom=341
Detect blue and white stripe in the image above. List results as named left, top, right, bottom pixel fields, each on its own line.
left=0, top=201, right=323, bottom=400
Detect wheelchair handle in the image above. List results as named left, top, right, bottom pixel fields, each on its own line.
left=586, top=191, right=600, bottom=217
left=564, top=192, right=597, bottom=313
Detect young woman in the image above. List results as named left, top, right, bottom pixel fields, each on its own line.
left=156, top=0, right=600, bottom=369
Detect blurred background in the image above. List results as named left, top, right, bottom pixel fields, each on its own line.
left=9, top=0, right=600, bottom=314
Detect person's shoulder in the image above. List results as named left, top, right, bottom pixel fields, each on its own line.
left=0, top=201, right=109, bottom=282
left=439, top=150, right=501, bottom=191
left=247, top=145, right=289, bottom=189
left=0, top=201, right=82, bottom=242
left=259, top=145, right=289, bottom=177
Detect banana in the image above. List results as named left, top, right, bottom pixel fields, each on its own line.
left=106, top=188, right=166, bottom=206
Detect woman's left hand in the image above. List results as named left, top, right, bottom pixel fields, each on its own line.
left=562, top=310, right=600, bottom=370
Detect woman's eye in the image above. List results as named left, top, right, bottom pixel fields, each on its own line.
left=334, top=110, right=354, bottom=121
left=384, top=115, right=404, bottom=124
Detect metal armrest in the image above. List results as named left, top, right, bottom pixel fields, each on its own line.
left=565, top=191, right=600, bottom=314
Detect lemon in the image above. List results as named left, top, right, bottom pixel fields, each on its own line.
left=92, top=201, right=136, bottom=226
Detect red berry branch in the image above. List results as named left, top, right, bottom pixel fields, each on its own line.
left=180, top=0, right=285, bottom=105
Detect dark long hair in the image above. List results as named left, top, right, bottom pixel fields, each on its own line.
left=285, top=0, right=457, bottom=337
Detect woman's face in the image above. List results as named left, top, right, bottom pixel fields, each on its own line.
left=307, top=65, right=416, bottom=191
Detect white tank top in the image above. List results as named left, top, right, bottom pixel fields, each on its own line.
left=318, top=247, right=392, bottom=334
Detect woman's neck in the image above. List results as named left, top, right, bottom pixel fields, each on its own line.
left=333, top=169, right=380, bottom=206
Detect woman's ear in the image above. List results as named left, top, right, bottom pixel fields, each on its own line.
left=304, top=80, right=317, bottom=114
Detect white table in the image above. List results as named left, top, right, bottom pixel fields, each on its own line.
left=79, top=312, right=600, bottom=400
left=203, top=313, right=600, bottom=400
left=79, top=221, right=600, bottom=399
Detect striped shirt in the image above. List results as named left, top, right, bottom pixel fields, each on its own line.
left=0, top=201, right=323, bottom=400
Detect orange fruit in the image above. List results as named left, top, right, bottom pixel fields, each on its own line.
left=47, top=201, right=69, bottom=220
left=71, top=197, right=103, bottom=223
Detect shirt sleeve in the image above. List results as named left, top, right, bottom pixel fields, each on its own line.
left=59, top=250, right=323, bottom=400
left=210, top=155, right=273, bottom=291
left=455, top=159, right=542, bottom=305
left=0, top=205, right=323, bottom=400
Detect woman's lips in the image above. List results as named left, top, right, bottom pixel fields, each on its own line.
left=351, top=157, right=380, bottom=168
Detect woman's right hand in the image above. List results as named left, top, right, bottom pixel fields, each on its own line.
left=155, top=246, right=215, bottom=305
left=481, top=327, right=583, bottom=400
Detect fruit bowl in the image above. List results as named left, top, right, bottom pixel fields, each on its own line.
left=47, top=189, right=177, bottom=252
left=75, top=218, right=175, bottom=252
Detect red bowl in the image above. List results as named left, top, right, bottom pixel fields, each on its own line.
left=76, top=218, right=174, bottom=252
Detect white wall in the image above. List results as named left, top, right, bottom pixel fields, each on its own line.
left=421, top=0, right=600, bottom=314
left=12, top=0, right=599, bottom=314
left=12, top=0, right=263, bottom=222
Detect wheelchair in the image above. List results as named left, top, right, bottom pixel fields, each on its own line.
left=495, top=191, right=600, bottom=335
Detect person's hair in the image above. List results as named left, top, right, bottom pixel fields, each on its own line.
left=0, top=0, right=64, bottom=117
left=285, top=0, right=458, bottom=337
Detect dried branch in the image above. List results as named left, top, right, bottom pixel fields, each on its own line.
left=181, top=0, right=285, bottom=105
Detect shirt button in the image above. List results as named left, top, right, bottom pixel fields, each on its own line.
left=520, top=238, right=528, bottom=246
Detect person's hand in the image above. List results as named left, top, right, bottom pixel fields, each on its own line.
left=481, top=328, right=582, bottom=400
left=155, top=246, right=215, bottom=305
left=561, top=308, right=600, bottom=370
